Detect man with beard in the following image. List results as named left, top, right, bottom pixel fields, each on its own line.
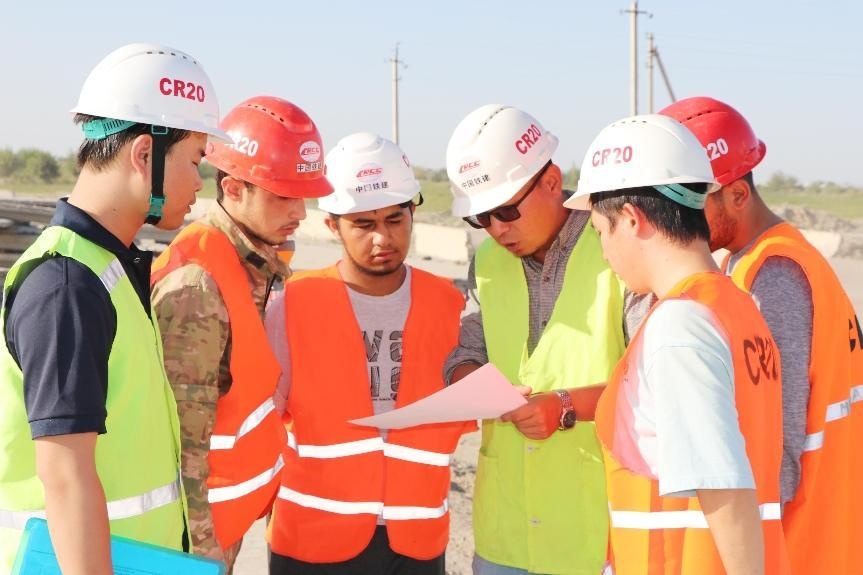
left=151, top=97, right=332, bottom=573
left=661, top=97, right=863, bottom=574
left=266, top=133, right=472, bottom=575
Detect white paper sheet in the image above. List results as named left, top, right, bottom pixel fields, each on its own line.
left=348, top=363, right=526, bottom=430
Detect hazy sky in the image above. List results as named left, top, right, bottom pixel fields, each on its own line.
left=2, top=0, right=861, bottom=185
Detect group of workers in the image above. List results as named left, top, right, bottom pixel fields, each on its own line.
left=0, top=41, right=860, bottom=575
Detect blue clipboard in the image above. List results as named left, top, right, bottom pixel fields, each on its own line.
left=11, top=517, right=226, bottom=574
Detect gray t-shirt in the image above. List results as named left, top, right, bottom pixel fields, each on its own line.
left=265, top=267, right=412, bottom=425
left=727, top=240, right=813, bottom=504
left=345, top=268, right=412, bottom=421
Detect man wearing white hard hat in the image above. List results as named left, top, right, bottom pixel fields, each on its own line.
left=572, top=114, right=788, bottom=574
left=444, top=105, right=649, bottom=575
left=266, top=133, right=474, bottom=575
left=0, top=44, right=230, bottom=574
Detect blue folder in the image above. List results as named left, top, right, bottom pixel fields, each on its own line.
left=11, top=518, right=225, bottom=574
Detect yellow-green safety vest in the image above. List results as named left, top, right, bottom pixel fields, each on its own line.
left=474, top=222, right=626, bottom=575
left=0, top=226, right=187, bottom=574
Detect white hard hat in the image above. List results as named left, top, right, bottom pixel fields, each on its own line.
left=446, top=105, right=559, bottom=217
left=71, top=43, right=230, bottom=143
left=318, top=133, right=421, bottom=215
left=564, top=114, right=719, bottom=210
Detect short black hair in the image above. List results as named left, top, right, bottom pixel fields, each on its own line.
left=589, top=184, right=710, bottom=245
left=74, top=114, right=191, bottom=171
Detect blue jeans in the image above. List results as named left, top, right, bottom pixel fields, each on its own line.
left=472, top=554, right=613, bottom=575
left=472, top=554, right=535, bottom=575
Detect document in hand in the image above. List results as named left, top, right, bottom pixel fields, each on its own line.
left=349, top=363, right=527, bottom=429
left=12, top=517, right=225, bottom=575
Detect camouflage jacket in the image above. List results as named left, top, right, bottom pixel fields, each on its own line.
left=151, top=201, right=289, bottom=562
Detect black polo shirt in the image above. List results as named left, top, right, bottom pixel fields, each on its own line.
left=4, top=199, right=154, bottom=438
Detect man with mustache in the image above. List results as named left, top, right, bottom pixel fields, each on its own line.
left=266, top=133, right=472, bottom=575
left=661, top=97, right=863, bottom=574
left=151, top=96, right=332, bottom=573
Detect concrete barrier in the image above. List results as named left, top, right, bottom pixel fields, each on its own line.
left=183, top=198, right=855, bottom=264
left=412, top=222, right=470, bottom=263
left=800, top=229, right=841, bottom=259
left=295, top=209, right=334, bottom=243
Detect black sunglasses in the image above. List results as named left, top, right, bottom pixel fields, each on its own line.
left=463, top=162, right=551, bottom=229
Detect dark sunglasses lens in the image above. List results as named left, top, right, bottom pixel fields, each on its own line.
left=463, top=213, right=492, bottom=229
left=492, top=206, right=521, bottom=223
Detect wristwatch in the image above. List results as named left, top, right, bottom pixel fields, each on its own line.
left=553, top=389, right=577, bottom=430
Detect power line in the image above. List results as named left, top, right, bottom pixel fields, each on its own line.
left=621, top=1, right=652, bottom=115
left=388, top=43, right=407, bottom=145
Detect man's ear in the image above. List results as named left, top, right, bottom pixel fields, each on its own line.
left=619, top=202, right=641, bottom=233
left=723, top=178, right=751, bottom=211
left=324, top=215, right=342, bottom=241
left=220, top=175, right=247, bottom=202
left=129, top=134, right=153, bottom=180
left=541, top=163, right=562, bottom=195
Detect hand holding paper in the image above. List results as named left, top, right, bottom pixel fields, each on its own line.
left=349, top=363, right=526, bottom=430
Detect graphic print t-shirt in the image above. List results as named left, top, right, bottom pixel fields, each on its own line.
left=346, top=267, right=412, bottom=425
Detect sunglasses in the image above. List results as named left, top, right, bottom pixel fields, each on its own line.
left=463, top=162, right=551, bottom=229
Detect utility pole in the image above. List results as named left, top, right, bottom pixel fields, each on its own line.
left=622, top=1, right=651, bottom=115
left=646, top=32, right=676, bottom=111
left=647, top=32, right=655, bottom=113
left=389, top=43, right=407, bottom=145
left=654, top=44, right=676, bottom=104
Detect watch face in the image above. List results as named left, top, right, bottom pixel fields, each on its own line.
left=562, top=410, right=577, bottom=429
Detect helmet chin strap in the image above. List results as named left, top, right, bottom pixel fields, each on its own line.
left=145, top=125, right=169, bottom=225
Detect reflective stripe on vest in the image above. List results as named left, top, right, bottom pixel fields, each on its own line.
left=98, top=259, right=126, bottom=291
left=207, top=454, right=285, bottom=504
left=472, top=226, right=626, bottom=574
left=610, top=502, right=782, bottom=530
left=802, top=384, right=863, bottom=452
left=0, top=226, right=187, bottom=572
left=277, top=486, right=448, bottom=520
left=0, top=477, right=180, bottom=530
left=286, top=431, right=451, bottom=467
left=209, top=397, right=276, bottom=450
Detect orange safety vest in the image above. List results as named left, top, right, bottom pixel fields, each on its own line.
left=269, top=265, right=470, bottom=563
left=151, top=222, right=286, bottom=550
left=724, top=223, right=863, bottom=574
left=596, top=272, right=789, bottom=575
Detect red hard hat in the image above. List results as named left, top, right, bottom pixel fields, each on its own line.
left=206, top=96, right=333, bottom=198
left=659, top=97, right=766, bottom=186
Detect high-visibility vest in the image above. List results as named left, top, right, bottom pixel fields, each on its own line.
left=151, top=222, right=286, bottom=550
left=474, top=223, right=626, bottom=575
left=596, top=272, right=789, bottom=575
left=269, top=265, right=468, bottom=562
left=724, top=222, right=863, bottom=574
left=0, top=226, right=186, bottom=575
